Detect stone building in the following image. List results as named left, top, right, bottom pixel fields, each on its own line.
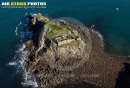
left=52, top=34, right=81, bottom=46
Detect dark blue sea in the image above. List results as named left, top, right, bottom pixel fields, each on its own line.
left=0, top=0, right=130, bottom=88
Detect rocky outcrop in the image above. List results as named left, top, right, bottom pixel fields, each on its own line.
left=25, top=13, right=130, bottom=88
left=45, top=39, right=87, bottom=67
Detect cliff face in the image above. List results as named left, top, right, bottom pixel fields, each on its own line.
left=25, top=13, right=130, bottom=88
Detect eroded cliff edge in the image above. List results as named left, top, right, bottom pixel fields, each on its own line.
left=24, top=13, right=130, bottom=88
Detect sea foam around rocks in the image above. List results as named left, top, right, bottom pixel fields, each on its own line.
left=8, top=13, right=39, bottom=88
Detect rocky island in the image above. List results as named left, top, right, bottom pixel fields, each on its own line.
left=24, top=13, right=130, bottom=88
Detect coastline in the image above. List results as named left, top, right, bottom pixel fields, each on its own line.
left=91, top=29, right=104, bottom=47
left=20, top=13, right=130, bottom=88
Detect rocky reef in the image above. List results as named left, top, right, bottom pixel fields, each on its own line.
left=24, top=13, right=130, bottom=88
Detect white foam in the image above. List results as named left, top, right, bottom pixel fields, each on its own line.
left=7, top=62, right=17, bottom=66
left=15, top=43, right=39, bottom=88
left=20, top=32, right=25, bottom=38
left=15, top=27, right=18, bottom=36
left=18, top=44, right=26, bottom=52
left=18, top=22, right=22, bottom=26
left=21, top=70, right=38, bottom=87
left=91, top=28, right=104, bottom=47
left=11, top=14, right=39, bottom=87
left=30, top=13, right=37, bottom=17
left=116, top=8, right=119, bottom=11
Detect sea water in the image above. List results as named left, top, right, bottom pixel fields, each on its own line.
left=0, top=0, right=130, bottom=88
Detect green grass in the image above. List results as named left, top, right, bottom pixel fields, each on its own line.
left=44, top=21, right=81, bottom=47
left=45, top=22, right=77, bottom=40
left=50, top=24, right=61, bottom=31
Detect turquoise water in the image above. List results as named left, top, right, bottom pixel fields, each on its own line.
left=0, top=0, right=130, bottom=87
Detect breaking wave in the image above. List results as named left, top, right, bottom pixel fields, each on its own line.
left=15, top=43, right=38, bottom=88
left=7, top=61, right=17, bottom=66
left=91, top=29, right=104, bottom=47
left=8, top=43, right=38, bottom=88
left=9, top=13, right=39, bottom=88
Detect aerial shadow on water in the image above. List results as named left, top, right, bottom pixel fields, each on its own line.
left=116, top=63, right=130, bottom=88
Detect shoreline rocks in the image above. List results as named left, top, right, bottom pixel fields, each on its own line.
left=24, top=13, right=130, bottom=88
